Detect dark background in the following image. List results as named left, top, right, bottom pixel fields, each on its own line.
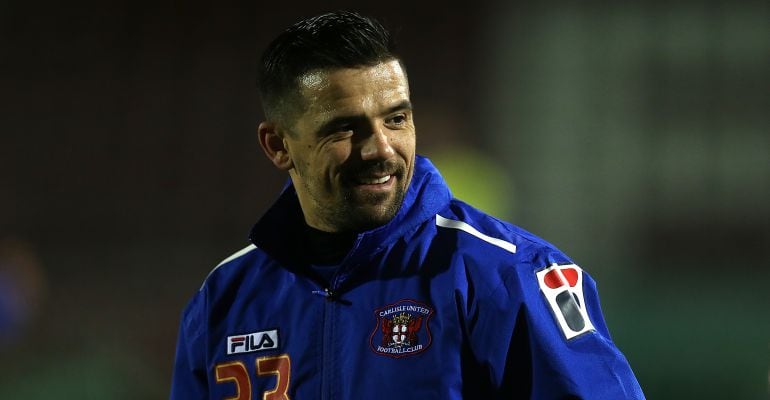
left=1, top=1, right=768, bottom=398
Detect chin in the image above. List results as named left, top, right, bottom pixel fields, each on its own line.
left=345, top=205, right=401, bottom=232
left=334, top=187, right=406, bottom=232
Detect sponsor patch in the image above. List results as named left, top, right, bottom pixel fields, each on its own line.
left=369, top=299, right=433, bottom=358
left=227, top=329, right=279, bottom=355
left=536, top=264, right=595, bottom=340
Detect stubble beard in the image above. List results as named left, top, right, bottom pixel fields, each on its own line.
left=296, top=160, right=408, bottom=233
left=338, top=184, right=406, bottom=232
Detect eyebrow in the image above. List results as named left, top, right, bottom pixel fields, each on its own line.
left=315, top=100, right=413, bottom=135
left=385, top=100, right=413, bottom=114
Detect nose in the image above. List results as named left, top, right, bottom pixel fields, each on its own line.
left=360, top=124, right=395, bottom=161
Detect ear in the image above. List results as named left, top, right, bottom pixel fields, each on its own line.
left=258, top=121, right=293, bottom=171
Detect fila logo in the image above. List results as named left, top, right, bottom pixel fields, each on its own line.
left=227, top=329, right=279, bottom=355
left=536, top=264, right=595, bottom=340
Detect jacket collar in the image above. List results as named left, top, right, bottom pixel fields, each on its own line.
left=249, top=155, right=452, bottom=268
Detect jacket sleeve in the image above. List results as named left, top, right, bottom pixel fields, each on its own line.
left=465, top=259, right=645, bottom=399
left=170, top=292, right=208, bottom=400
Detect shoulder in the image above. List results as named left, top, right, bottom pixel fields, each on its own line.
left=435, top=200, right=615, bottom=341
left=435, top=199, right=573, bottom=270
left=179, top=243, right=262, bottom=329
left=199, top=244, right=260, bottom=291
left=181, top=244, right=262, bottom=320
left=427, top=199, right=581, bottom=307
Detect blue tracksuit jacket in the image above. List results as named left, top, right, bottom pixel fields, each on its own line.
left=170, top=156, right=644, bottom=399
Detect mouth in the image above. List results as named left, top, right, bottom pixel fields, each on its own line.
left=348, top=174, right=397, bottom=197
left=355, top=175, right=392, bottom=185
left=343, top=161, right=404, bottom=195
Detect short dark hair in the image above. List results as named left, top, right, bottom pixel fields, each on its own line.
left=257, top=11, right=400, bottom=125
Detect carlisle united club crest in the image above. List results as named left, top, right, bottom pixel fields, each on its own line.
left=369, top=299, right=433, bottom=358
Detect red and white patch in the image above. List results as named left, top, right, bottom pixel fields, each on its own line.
left=369, top=299, right=433, bottom=358
left=536, top=264, right=595, bottom=340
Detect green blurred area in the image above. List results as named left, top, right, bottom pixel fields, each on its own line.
left=475, top=3, right=770, bottom=398
left=0, top=348, right=165, bottom=399
left=602, top=269, right=770, bottom=399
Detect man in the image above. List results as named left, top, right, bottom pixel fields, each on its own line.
left=171, top=11, right=644, bottom=399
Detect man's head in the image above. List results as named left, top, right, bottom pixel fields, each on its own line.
left=257, top=12, right=416, bottom=233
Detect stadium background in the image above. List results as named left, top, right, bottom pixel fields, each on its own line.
left=1, top=1, right=768, bottom=398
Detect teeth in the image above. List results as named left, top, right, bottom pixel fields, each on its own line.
left=359, top=175, right=391, bottom=184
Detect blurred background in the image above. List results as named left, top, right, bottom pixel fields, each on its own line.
left=1, top=0, right=768, bottom=398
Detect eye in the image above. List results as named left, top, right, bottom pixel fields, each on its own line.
left=323, top=124, right=354, bottom=137
left=386, top=114, right=407, bottom=127
left=324, top=124, right=355, bottom=142
left=335, top=124, right=354, bottom=133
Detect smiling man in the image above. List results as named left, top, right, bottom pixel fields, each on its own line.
left=260, top=60, right=415, bottom=233
left=170, top=11, right=644, bottom=400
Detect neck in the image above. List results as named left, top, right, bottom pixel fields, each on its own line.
left=304, top=224, right=356, bottom=265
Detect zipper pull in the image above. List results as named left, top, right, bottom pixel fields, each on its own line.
left=312, top=288, right=335, bottom=300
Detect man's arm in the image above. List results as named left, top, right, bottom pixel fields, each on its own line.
left=465, top=261, right=644, bottom=398
left=170, top=295, right=208, bottom=400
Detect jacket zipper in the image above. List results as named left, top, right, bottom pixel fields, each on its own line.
left=317, top=235, right=363, bottom=400
left=321, top=286, right=335, bottom=400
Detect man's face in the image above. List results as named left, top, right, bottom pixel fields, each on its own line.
left=282, top=60, right=416, bottom=232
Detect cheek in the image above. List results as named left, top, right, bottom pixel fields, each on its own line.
left=392, top=132, right=416, bottom=155
left=308, top=147, right=347, bottom=188
left=322, top=142, right=354, bottom=167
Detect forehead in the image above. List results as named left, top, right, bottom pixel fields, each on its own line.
left=296, top=60, right=410, bottom=118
